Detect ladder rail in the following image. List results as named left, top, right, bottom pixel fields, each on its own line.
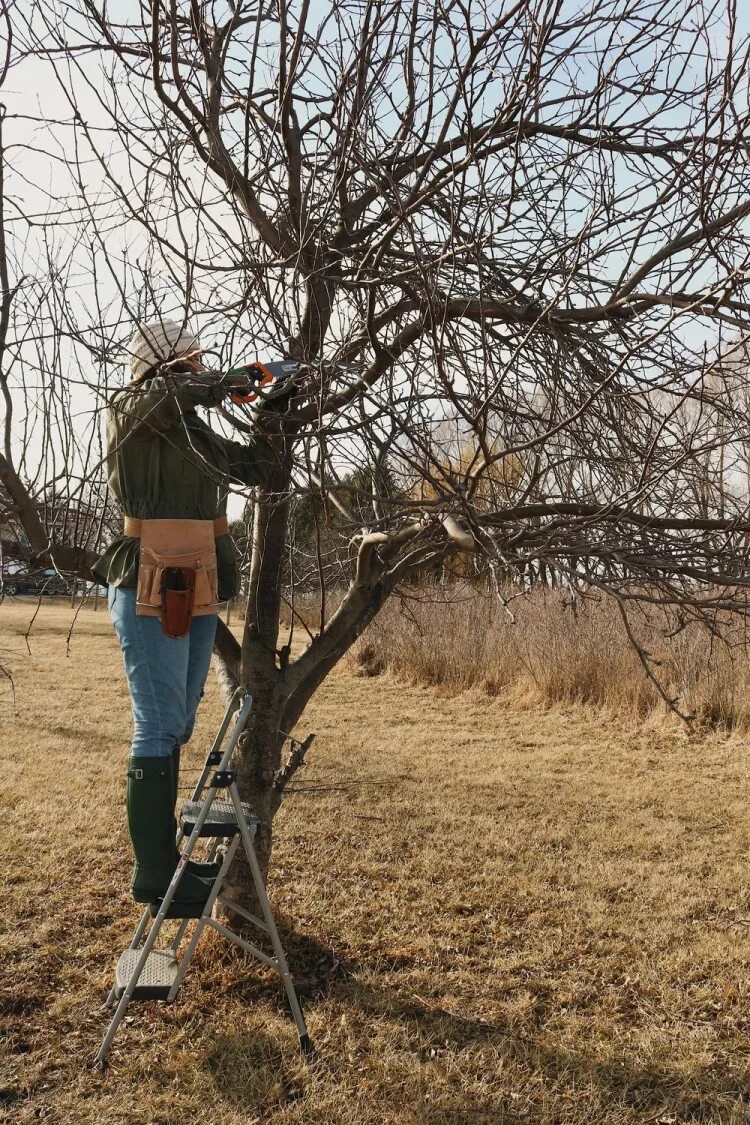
left=95, top=688, right=313, bottom=1064
left=215, top=896, right=270, bottom=934
left=166, top=835, right=241, bottom=1001
left=189, top=686, right=248, bottom=803
left=96, top=692, right=253, bottom=1065
left=204, top=917, right=278, bottom=967
left=229, top=783, right=310, bottom=1050
left=174, top=688, right=250, bottom=852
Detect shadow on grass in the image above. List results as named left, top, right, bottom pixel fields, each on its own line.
left=209, top=915, right=352, bottom=1007
left=213, top=917, right=747, bottom=1122
left=204, top=1026, right=305, bottom=1116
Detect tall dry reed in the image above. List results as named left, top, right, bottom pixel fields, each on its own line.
left=349, top=585, right=750, bottom=729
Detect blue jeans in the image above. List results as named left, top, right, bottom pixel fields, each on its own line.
left=108, top=585, right=218, bottom=758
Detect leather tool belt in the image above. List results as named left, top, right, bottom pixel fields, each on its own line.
left=128, top=517, right=227, bottom=637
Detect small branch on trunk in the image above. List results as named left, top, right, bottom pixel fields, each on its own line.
left=271, top=732, right=315, bottom=814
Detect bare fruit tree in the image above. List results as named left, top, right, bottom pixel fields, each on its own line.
left=4, top=0, right=750, bottom=910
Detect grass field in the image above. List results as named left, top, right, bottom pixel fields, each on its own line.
left=2, top=602, right=750, bottom=1123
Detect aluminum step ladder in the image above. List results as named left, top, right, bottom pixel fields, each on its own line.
left=95, top=688, right=311, bottom=1065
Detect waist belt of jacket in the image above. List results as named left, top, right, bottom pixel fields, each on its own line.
left=124, top=515, right=230, bottom=538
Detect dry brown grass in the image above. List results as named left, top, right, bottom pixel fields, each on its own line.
left=2, top=601, right=750, bottom=1123
left=353, top=586, right=750, bottom=730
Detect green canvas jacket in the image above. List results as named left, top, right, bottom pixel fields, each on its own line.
left=91, top=377, right=279, bottom=598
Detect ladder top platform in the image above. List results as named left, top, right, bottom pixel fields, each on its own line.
left=180, top=799, right=260, bottom=838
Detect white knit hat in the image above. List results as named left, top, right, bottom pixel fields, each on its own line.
left=123, top=318, right=201, bottom=380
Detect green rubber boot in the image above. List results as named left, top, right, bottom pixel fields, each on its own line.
left=171, top=744, right=221, bottom=880
left=126, top=756, right=212, bottom=906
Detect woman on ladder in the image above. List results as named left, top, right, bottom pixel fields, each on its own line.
left=92, top=318, right=292, bottom=913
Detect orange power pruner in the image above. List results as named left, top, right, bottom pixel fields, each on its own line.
left=228, top=360, right=299, bottom=405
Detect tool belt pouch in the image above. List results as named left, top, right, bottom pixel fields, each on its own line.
left=160, top=567, right=196, bottom=638
left=135, top=518, right=222, bottom=630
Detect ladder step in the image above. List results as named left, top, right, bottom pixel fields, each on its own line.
left=180, top=800, right=259, bottom=838
left=115, top=949, right=178, bottom=1001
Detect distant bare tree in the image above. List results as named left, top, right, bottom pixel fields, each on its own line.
left=4, top=0, right=750, bottom=911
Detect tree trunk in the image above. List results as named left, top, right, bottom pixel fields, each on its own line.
left=217, top=691, right=284, bottom=925
left=220, top=429, right=292, bottom=926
